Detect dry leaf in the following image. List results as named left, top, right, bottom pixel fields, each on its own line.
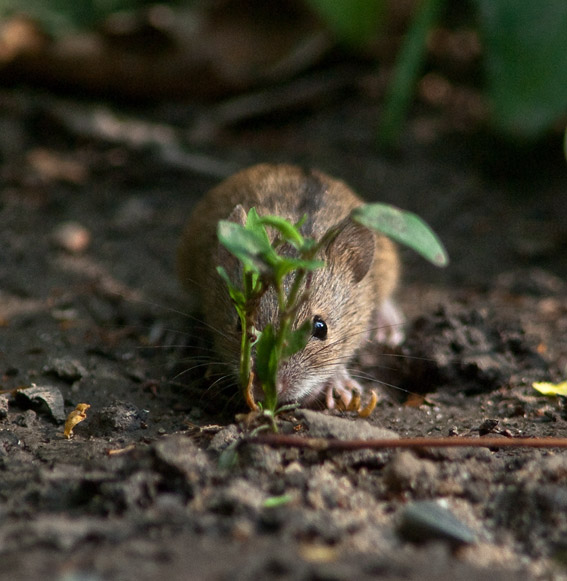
left=63, top=403, right=91, bottom=438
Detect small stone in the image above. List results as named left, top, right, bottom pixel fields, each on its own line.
left=43, top=357, right=86, bottom=383
left=398, top=500, right=476, bottom=546
left=296, top=409, right=399, bottom=441
left=14, top=384, right=66, bottom=422
left=0, top=395, right=9, bottom=420
left=208, top=424, right=240, bottom=454
left=15, top=409, right=39, bottom=427
left=207, top=478, right=266, bottom=516
left=87, top=401, right=148, bottom=435
left=113, top=197, right=155, bottom=228
left=153, top=434, right=210, bottom=494
left=51, top=221, right=91, bottom=253
left=384, top=451, right=439, bottom=494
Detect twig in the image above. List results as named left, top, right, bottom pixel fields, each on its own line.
left=46, top=98, right=238, bottom=178
left=251, top=434, right=567, bottom=451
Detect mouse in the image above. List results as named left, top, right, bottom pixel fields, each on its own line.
left=177, top=163, right=403, bottom=408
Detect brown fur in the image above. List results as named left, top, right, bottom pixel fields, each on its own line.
left=177, top=163, right=400, bottom=404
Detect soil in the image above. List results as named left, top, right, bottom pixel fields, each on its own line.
left=1, top=77, right=567, bottom=581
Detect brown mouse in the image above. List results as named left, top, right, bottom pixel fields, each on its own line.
left=177, top=163, right=403, bottom=408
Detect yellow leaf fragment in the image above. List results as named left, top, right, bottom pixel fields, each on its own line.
left=63, top=403, right=91, bottom=438
left=533, top=381, right=567, bottom=397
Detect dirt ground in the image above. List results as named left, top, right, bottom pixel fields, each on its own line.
left=1, top=77, right=567, bottom=581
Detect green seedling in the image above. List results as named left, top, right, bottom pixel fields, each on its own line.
left=217, top=208, right=324, bottom=420
left=217, top=202, right=447, bottom=424
left=262, top=494, right=294, bottom=508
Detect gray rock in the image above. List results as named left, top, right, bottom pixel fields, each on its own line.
left=43, top=357, right=87, bottom=383
left=296, top=409, right=399, bottom=441
left=398, top=500, right=476, bottom=546
left=14, top=384, right=66, bottom=422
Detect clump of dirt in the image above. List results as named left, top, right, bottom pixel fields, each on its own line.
left=399, top=305, right=551, bottom=395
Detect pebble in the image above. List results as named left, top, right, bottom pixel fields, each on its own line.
left=14, top=384, right=66, bottom=422
left=398, top=500, right=476, bottom=546
left=296, top=409, right=399, bottom=441
left=384, top=451, right=439, bottom=494
left=43, top=357, right=86, bottom=383
left=51, top=221, right=91, bottom=253
left=0, top=394, right=9, bottom=419
left=87, top=401, right=148, bottom=435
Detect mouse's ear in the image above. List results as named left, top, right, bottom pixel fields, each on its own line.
left=325, top=217, right=375, bottom=284
left=224, top=203, right=247, bottom=225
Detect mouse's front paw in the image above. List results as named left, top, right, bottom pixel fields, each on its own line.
left=322, top=369, right=378, bottom=416
left=323, top=369, right=363, bottom=409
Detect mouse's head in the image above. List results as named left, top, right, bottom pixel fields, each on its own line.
left=209, top=209, right=377, bottom=405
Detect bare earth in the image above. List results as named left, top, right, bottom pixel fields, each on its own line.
left=1, top=86, right=567, bottom=580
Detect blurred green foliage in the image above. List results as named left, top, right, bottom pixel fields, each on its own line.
left=474, top=0, right=567, bottom=140
left=309, top=0, right=567, bottom=145
left=2, top=0, right=566, bottom=144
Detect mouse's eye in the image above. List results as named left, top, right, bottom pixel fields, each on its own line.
left=312, top=315, right=328, bottom=340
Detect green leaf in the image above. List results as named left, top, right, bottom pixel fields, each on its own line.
left=274, top=257, right=325, bottom=283
left=282, top=320, right=312, bottom=359
left=262, top=494, right=293, bottom=508
left=216, top=266, right=245, bottom=306
left=246, top=208, right=272, bottom=246
left=254, top=324, right=278, bottom=411
left=217, top=220, right=278, bottom=273
left=294, top=214, right=308, bottom=230
left=255, top=325, right=276, bottom=383
left=475, top=0, right=567, bottom=139
left=351, top=204, right=449, bottom=267
left=259, top=215, right=305, bottom=249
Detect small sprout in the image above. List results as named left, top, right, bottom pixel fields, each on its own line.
left=217, top=208, right=324, bottom=420
left=262, top=494, right=293, bottom=508
left=217, top=202, right=447, bottom=424
left=533, top=381, right=567, bottom=397
left=63, top=403, right=90, bottom=438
